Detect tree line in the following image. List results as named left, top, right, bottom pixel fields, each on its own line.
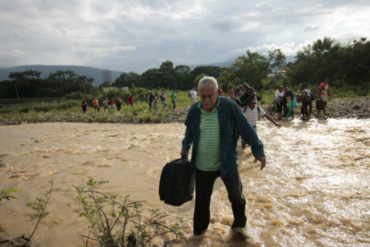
left=0, top=70, right=95, bottom=99
left=0, top=37, right=369, bottom=99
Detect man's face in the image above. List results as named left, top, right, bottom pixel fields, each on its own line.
left=199, top=84, right=218, bottom=112
left=248, top=102, right=256, bottom=109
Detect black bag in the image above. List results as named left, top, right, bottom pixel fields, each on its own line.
left=159, top=157, right=194, bottom=206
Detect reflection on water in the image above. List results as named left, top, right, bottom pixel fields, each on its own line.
left=0, top=119, right=369, bottom=246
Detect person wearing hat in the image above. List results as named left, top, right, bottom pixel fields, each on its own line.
left=241, top=96, right=281, bottom=149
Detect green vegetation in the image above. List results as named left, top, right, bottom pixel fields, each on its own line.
left=0, top=70, right=95, bottom=99
left=27, top=181, right=53, bottom=242
left=1, top=179, right=184, bottom=247
left=0, top=182, right=53, bottom=246
left=74, top=178, right=186, bottom=247
left=0, top=89, right=191, bottom=124
left=0, top=188, right=19, bottom=202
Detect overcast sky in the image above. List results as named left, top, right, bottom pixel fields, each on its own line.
left=1, top=0, right=370, bottom=73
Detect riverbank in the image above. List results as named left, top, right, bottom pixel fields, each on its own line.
left=0, top=97, right=369, bottom=125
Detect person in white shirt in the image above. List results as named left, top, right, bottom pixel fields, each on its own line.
left=274, top=86, right=285, bottom=120
left=241, top=96, right=281, bottom=149
left=190, top=88, right=197, bottom=103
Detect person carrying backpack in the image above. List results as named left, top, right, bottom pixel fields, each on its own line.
left=241, top=96, right=280, bottom=149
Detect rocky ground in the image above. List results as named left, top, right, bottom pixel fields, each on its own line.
left=326, top=97, right=370, bottom=119
left=264, top=96, right=370, bottom=119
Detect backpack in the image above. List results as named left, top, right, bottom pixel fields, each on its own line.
left=159, top=157, right=194, bottom=206
left=234, top=82, right=261, bottom=107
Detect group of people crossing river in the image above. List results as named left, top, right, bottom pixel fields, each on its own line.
left=271, top=79, right=330, bottom=121
left=81, top=78, right=330, bottom=124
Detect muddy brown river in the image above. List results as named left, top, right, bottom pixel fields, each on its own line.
left=0, top=119, right=369, bottom=246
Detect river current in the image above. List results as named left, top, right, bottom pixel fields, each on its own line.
left=0, top=119, right=369, bottom=246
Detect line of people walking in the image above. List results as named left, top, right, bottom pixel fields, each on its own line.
left=81, top=96, right=134, bottom=114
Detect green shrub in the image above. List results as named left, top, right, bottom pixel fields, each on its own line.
left=0, top=188, right=19, bottom=201
left=74, top=178, right=186, bottom=247
left=137, top=113, right=153, bottom=123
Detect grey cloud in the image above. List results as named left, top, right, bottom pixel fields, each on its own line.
left=1, top=0, right=370, bottom=72
left=305, top=26, right=320, bottom=32
left=212, top=20, right=238, bottom=34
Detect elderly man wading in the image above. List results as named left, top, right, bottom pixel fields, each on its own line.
left=181, top=76, right=266, bottom=240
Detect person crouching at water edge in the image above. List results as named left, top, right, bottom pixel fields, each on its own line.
left=180, top=76, right=266, bottom=240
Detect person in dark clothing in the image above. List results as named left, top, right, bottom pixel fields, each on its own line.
left=81, top=100, right=87, bottom=113
left=160, top=92, right=167, bottom=107
left=115, top=97, right=122, bottom=112
left=181, top=76, right=266, bottom=240
left=306, top=84, right=313, bottom=114
left=301, top=84, right=310, bottom=120
left=146, top=91, right=155, bottom=110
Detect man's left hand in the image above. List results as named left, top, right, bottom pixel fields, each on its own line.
left=254, top=157, right=266, bottom=170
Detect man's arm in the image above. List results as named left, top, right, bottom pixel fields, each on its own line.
left=264, top=113, right=281, bottom=128
left=180, top=109, right=194, bottom=159
left=181, top=126, right=192, bottom=158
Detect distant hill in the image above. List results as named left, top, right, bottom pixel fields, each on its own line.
left=0, top=65, right=124, bottom=86
left=0, top=56, right=296, bottom=86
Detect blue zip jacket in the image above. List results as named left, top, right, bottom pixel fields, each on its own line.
left=182, top=96, right=265, bottom=178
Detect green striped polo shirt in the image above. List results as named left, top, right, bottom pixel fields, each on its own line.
left=195, top=101, right=221, bottom=171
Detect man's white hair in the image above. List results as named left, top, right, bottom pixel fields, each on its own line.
left=198, top=76, right=218, bottom=90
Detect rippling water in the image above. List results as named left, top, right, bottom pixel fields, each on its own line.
left=0, top=119, right=369, bottom=246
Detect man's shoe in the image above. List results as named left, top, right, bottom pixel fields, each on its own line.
left=191, top=229, right=206, bottom=241
left=232, top=227, right=248, bottom=241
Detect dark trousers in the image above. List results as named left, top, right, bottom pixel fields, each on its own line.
left=193, top=167, right=246, bottom=235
